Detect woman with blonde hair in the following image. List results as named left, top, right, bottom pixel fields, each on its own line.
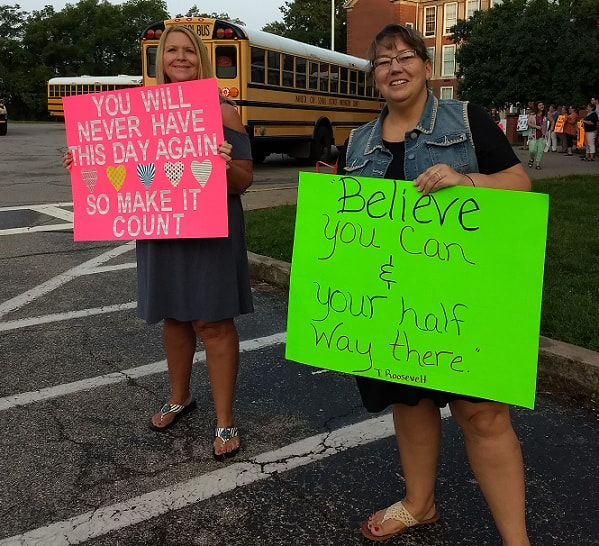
left=64, top=25, right=254, bottom=461
left=143, top=25, right=254, bottom=461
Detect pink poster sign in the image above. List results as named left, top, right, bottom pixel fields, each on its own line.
left=63, top=78, right=227, bottom=241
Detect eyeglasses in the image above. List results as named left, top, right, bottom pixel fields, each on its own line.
left=373, top=50, right=418, bottom=70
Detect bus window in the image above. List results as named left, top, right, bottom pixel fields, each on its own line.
left=358, top=72, right=366, bottom=96
left=251, top=47, right=265, bottom=84
left=366, top=77, right=374, bottom=97
left=320, top=63, right=329, bottom=92
left=282, top=54, right=294, bottom=87
left=330, top=66, right=339, bottom=93
left=296, top=57, right=307, bottom=89
left=349, top=70, right=358, bottom=95
left=309, top=61, right=318, bottom=90
left=267, top=51, right=280, bottom=86
left=339, top=67, right=348, bottom=95
left=147, top=47, right=157, bottom=79
left=216, top=46, right=237, bottom=79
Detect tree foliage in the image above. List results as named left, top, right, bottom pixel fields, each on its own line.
left=0, top=0, right=168, bottom=119
left=452, top=0, right=599, bottom=107
left=263, top=0, right=347, bottom=53
left=177, top=6, right=244, bottom=25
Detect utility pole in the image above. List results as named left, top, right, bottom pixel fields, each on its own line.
left=331, top=0, right=335, bottom=50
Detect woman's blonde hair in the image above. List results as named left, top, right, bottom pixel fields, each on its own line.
left=155, top=25, right=214, bottom=84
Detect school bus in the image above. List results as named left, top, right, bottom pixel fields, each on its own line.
left=141, top=18, right=383, bottom=163
left=47, top=75, right=143, bottom=118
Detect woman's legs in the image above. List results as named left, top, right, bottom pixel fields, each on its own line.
left=150, top=319, right=196, bottom=428
left=586, top=131, right=597, bottom=159
left=450, top=400, right=529, bottom=546
left=193, top=318, right=240, bottom=455
left=364, top=400, right=441, bottom=537
left=532, top=139, right=544, bottom=166
left=550, top=130, right=558, bottom=152
left=565, top=133, right=574, bottom=154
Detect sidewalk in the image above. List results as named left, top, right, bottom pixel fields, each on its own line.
left=242, top=153, right=599, bottom=406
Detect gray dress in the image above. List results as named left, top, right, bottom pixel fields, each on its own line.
left=136, top=127, right=254, bottom=324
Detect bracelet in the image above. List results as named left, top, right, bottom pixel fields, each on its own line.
left=464, top=174, right=476, bottom=187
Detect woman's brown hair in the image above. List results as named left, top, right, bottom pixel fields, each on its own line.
left=366, top=24, right=430, bottom=79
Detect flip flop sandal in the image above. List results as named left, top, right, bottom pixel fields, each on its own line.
left=149, top=399, right=197, bottom=432
left=535, top=165, right=542, bottom=170
left=527, top=160, right=534, bottom=168
left=213, top=426, right=240, bottom=461
left=360, top=501, right=440, bottom=542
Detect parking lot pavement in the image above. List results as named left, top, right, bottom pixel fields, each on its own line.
left=1, top=125, right=598, bottom=546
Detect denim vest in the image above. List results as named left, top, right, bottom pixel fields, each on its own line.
left=345, top=91, right=479, bottom=180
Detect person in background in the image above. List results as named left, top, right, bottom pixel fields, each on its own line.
left=544, top=104, right=557, bottom=153
left=592, top=97, right=599, bottom=149
left=555, top=105, right=568, bottom=152
left=490, top=107, right=500, bottom=124
left=581, top=103, right=598, bottom=161
left=520, top=106, right=532, bottom=150
left=562, top=105, right=578, bottom=156
left=527, top=101, right=549, bottom=170
left=63, top=25, right=254, bottom=462
left=341, top=23, right=531, bottom=545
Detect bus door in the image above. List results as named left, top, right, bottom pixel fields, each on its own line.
left=213, top=44, right=241, bottom=104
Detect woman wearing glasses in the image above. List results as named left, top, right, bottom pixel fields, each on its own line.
left=341, top=24, right=531, bottom=544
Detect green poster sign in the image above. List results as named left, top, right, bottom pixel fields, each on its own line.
left=286, top=173, right=549, bottom=409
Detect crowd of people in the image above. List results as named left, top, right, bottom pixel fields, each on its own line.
left=502, top=99, right=599, bottom=168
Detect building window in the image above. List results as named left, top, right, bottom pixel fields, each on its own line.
left=427, top=46, right=436, bottom=75
left=442, top=45, right=456, bottom=77
left=467, top=0, right=480, bottom=18
left=424, top=6, right=436, bottom=37
left=405, top=22, right=414, bottom=29
left=440, top=86, right=453, bottom=99
left=444, top=3, right=457, bottom=34
left=490, top=0, right=503, bottom=6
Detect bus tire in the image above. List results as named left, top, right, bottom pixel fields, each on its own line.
left=252, top=146, right=267, bottom=164
left=309, top=125, right=332, bottom=164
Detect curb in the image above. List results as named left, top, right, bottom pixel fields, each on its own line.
left=247, top=252, right=599, bottom=406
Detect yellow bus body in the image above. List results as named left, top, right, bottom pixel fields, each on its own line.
left=141, top=18, right=383, bottom=162
left=47, top=75, right=142, bottom=118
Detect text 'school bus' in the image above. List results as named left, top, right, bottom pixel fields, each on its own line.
left=47, top=75, right=143, bottom=118
left=141, top=18, right=384, bottom=163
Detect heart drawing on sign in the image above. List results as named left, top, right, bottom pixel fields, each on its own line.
left=106, top=165, right=127, bottom=192
left=136, top=163, right=156, bottom=188
left=80, top=169, right=98, bottom=193
left=190, top=160, right=212, bottom=188
left=164, top=162, right=185, bottom=188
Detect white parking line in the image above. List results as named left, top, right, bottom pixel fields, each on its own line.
left=0, top=405, right=451, bottom=546
left=0, top=302, right=138, bottom=332
left=0, top=242, right=134, bottom=319
left=0, top=416, right=395, bottom=546
left=0, top=202, right=75, bottom=236
left=0, top=332, right=287, bottom=411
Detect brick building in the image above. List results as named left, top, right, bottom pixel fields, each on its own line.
left=344, top=0, right=502, bottom=99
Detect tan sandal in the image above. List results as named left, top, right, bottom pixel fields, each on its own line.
left=360, top=501, right=440, bottom=541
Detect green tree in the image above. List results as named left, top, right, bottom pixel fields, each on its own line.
left=452, top=0, right=599, bottom=107
left=0, top=3, right=25, bottom=38
left=262, top=0, right=346, bottom=53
